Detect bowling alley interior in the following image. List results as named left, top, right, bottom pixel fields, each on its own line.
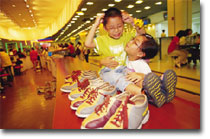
left=0, top=0, right=200, bottom=129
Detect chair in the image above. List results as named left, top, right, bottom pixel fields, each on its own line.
left=0, top=68, right=12, bottom=87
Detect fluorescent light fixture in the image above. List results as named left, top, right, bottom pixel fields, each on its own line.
left=136, top=0, right=143, bottom=4
left=75, top=15, right=80, bottom=18
left=86, top=2, right=94, bottom=5
left=155, top=2, right=162, bottom=5
left=102, top=9, right=107, bottom=11
left=86, top=20, right=91, bottom=23
left=127, top=5, right=134, bottom=8
left=77, top=12, right=84, bottom=15
left=144, top=6, right=151, bottom=10
left=90, top=17, right=94, bottom=20
left=71, top=21, right=75, bottom=23
left=72, top=18, right=77, bottom=20
left=114, top=0, right=122, bottom=2
left=108, top=4, right=115, bottom=7
left=136, top=10, right=142, bottom=13
left=97, top=13, right=104, bottom=16
left=81, top=8, right=87, bottom=11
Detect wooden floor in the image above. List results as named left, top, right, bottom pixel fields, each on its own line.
left=0, top=56, right=200, bottom=129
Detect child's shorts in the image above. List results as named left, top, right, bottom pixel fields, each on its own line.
left=99, top=66, right=133, bottom=92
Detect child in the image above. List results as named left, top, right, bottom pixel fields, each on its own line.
left=100, top=34, right=177, bottom=108
left=85, top=7, right=145, bottom=68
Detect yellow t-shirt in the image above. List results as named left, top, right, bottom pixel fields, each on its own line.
left=94, top=30, right=136, bottom=66
left=0, top=52, right=12, bottom=68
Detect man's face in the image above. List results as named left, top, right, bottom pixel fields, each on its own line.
left=125, top=36, right=147, bottom=57
left=104, top=16, right=124, bottom=39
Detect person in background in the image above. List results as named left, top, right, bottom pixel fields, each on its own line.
left=29, top=48, right=38, bottom=70
left=83, top=48, right=90, bottom=63
left=16, top=48, right=26, bottom=58
left=9, top=48, right=15, bottom=63
left=168, top=30, right=188, bottom=68
left=0, top=49, right=13, bottom=81
left=185, top=28, right=193, bottom=36
left=68, top=42, right=75, bottom=57
left=161, top=29, right=166, bottom=37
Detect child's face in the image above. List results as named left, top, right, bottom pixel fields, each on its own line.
left=125, top=36, right=147, bottom=57
left=104, top=16, right=124, bottom=39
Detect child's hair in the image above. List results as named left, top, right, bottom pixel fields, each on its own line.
left=140, top=34, right=158, bottom=59
left=103, top=8, right=122, bottom=26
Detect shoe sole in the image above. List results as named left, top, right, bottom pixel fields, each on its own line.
left=143, top=73, right=166, bottom=108
left=75, top=111, right=90, bottom=118
left=137, top=110, right=150, bottom=129
left=60, top=88, right=71, bottom=93
left=162, top=70, right=177, bottom=103
left=70, top=104, right=78, bottom=110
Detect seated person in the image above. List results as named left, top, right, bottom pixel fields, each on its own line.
left=100, top=34, right=177, bottom=108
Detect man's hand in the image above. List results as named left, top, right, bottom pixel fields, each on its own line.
left=100, top=56, right=119, bottom=68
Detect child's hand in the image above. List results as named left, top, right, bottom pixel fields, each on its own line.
left=100, top=56, right=119, bottom=68
left=94, top=13, right=105, bottom=27
left=122, top=11, right=134, bottom=26
left=126, top=72, right=144, bottom=84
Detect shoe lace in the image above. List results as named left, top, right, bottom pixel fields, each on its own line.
left=78, top=79, right=90, bottom=91
left=80, top=88, right=94, bottom=99
left=85, top=89, right=102, bottom=105
left=95, top=95, right=110, bottom=116
left=110, top=96, right=129, bottom=129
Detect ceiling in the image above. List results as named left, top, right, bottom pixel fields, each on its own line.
left=0, top=0, right=167, bottom=41
left=0, top=0, right=81, bottom=40
left=0, top=0, right=66, bottom=28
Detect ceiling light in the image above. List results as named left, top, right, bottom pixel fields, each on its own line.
left=31, top=14, right=33, bottom=17
left=71, top=21, right=75, bottom=23
left=12, top=5, right=16, bottom=7
left=86, top=20, right=91, bottom=23
left=136, top=10, right=142, bottom=13
left=29, top=10, right=32, bottom=13
left=81, top=8, right=87, bottom=11
left=86, top=2, right=94, bottom=5
left=77, top=11, right=84, bottom=15
left=24, top=0, right=27, bottom=2
left=114, top=0, right=122, bottom=2
left=127, top=5, right=134, bottom=8
left=75, top=15, right=80, bottom=18
left=155, top=2, right=162, bottom=5
left=108, top=4, right=115, bottom=7
left=136, top=0, right=143, bottom=4
left=72, top=18, right=77, bottom=20
left=26, top=5, right=30, bottom=8
left=18, top=13, right=21, bottom=16
left=144, top=6, right=151, bottom=10
left=97, top=13, right=103, bottom=16
left=90, top=17, right=94, bottom=20
left=102, top=9, right=107, bottom=12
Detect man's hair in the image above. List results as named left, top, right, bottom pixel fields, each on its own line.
left=103, top=7, right=122, bottom=26
left=140, top=34, right=158, bottom=59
